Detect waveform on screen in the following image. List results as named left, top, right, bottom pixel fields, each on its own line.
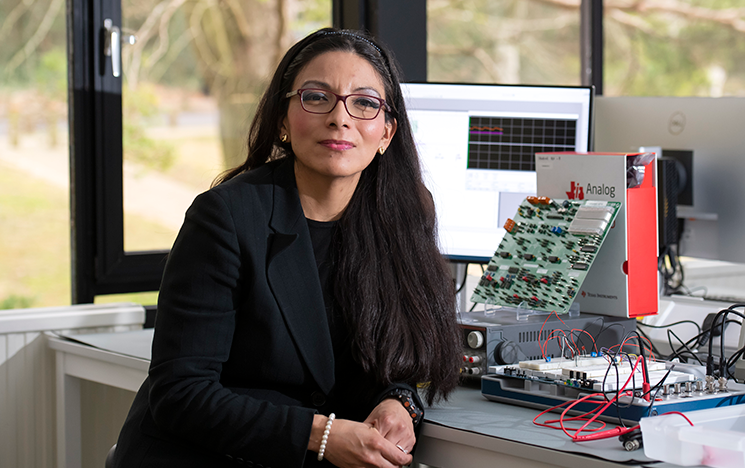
left=467, top=116, right=577, bottom=171
left=470, top=125, right=504, bottom=135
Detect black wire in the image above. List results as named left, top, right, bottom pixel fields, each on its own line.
left=645, top=366, right=674, bottom=415
left=659, top=244, right=686, bottom=296
left=575, top=316, right=607, bottom=355
left=635, top=326, right=662, bottom=359
left=665, top=329, right=708, bottom=363
left=720, top=311, right=730, bottom=376
left=592, top=321, right=626, bottom=351
left=727, top=348, right=744, bottom=371
left=626, top=331, right=650, bottom=385
left=607, top=331, right=642, bottom=417
left=726, top=346, right=745, bottom=381
left=706, top=306, right=745, bottom=377
left=664, top=322, right=712, bottom=363
left=615, top=352, right=638, bottom=410
left=658, top=246, right=673, bottom=295
left=681, top=318, right=741, bottom=376
left=600, top=348, right=625, bottom=427
left=666, top=329, right=677, bottom=361
left=642, top=366, right=674, bottom=402
left=721, top=307, right=745, bottom=372
left=637, top=319, right=702, bottom=336
left=707, top=309, right=728, bottom=376
left=659, top=244, right=718, bottom=299
left=666, top=329, right=703, bottom=365
left=721, top=317, right=744, bottom=376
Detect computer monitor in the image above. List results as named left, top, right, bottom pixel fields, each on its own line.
left=594, top=96, right=745, bottom=262
left=401, top=83, right=595, bottom=263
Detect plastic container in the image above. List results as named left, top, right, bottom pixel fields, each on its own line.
left=640, top=405, right=745, bottom=468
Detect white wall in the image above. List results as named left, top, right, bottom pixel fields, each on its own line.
left=0, top=303, right=145, bottom=468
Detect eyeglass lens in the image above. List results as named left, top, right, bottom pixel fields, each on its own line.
left=300, top=89, right=383, bottom=120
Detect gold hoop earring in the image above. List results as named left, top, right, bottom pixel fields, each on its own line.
left=280, top=134, right=288, bottom=143
left=378, top=146, right=386, bottom=155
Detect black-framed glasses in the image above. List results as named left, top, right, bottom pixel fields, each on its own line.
left=285, top=88, right=391, bottom=120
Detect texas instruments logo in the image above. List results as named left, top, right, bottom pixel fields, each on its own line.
left=566, top=181, right=584, bottom=200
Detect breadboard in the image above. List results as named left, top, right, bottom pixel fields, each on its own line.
left=496, top=357, right=680, bottom=392
left=482, top=358, right=745, bottom=425
left=471, top=197, right=621, bottom=314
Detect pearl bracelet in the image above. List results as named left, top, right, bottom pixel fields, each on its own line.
left=317, top=413, right=335, bottom=461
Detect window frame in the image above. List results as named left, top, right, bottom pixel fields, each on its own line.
left=69, top=0, right=167, bottom=303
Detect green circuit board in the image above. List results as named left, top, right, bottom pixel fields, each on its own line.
left=471, top=197, right=622, bottom=314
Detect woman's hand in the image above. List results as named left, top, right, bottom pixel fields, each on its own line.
left=363, top=399, right=416, bottom=455
left=308, top=414, right=412, bottom=467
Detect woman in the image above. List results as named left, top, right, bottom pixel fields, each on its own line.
left=113, top=27, right=461, bottom=468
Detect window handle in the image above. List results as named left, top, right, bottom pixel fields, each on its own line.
left=103, top=18, right=121, bottom=77
left=103, top=19, right=136, bottom=78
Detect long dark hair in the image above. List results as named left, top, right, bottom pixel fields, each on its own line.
left=216, top=28, right=461, bottom=405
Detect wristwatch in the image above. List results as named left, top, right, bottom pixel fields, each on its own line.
left=385, top=388, right=423, bottom=425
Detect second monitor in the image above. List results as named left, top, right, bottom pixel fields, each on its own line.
left=401, top=83, right=594, bottom=263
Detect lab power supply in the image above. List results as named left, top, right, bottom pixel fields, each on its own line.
left=459, top=310, right=637, bottom=377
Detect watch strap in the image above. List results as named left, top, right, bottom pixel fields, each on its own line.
left=385, top=388, right=423, bottom=425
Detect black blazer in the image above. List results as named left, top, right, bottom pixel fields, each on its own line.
left=113, top=158, right=420, bottom=468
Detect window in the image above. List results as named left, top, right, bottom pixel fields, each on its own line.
left=603, top=1, right=745, bottom=96
left=428, top=0, right=582, bottom=85
left=0, top=0, right=70, bottom=308
left=428, top=0, right=745, bottom=96
left=120, top=1, right=333, bottom=253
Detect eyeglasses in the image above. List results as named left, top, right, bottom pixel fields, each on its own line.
left=285, top=88, right=391, bottom=120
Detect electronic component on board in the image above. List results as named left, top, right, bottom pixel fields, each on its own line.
left=471, top=198, right=621, bottom=314
left=504, top=218, right=517, bottom=233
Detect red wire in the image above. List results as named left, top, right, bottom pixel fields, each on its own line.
left=566, top=355, right=644, bottom=440
left=539, top=311, right=578, bottom=359
left=561, top=391, right=628, bottom=438
left=639, top=335, right=657, bottom=361
left=538, top=313, right=602, bottom=359
left=539, top=312, right=556, bottom=359
left=532, top=355, right=649, bottom=442
left=540, top=311, right=589, bottom=359
left=616, top=336, right=657, bottom=361
left=532, top=396, right=608, bottom=434
left=542, top=329, right=570, bottom=358
left=662, top=411, right=695, bottom=426
left=554, top=312, right=569, bottom=327
left=570, top=328, right=599, bottom=354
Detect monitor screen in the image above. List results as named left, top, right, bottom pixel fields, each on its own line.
left=401, top=83, right=594, bottom=263
left=595, top=96, right=745, bottom=263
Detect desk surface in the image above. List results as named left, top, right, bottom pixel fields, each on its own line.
left=420, top=383, right=657, bottom=467
left=50, top=329, right=700, bottom=468
left=418, top=384, right=710, bottom=468
left=51, top=328, right=153, bottom=360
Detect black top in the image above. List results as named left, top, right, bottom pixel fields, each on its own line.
left=307, top=218, right=379, bottom=423
left=112, top=159, right=421, bottom=468
left=306, top=218, right=336, bottom=324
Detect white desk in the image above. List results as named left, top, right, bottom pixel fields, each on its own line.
left=49, top=329, right=697, bottom=468
left=413, top=383, right=671, bottom=468
left=48, top=330, right=150, bottom=468
left=417, top=424, right=636, bottom=468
